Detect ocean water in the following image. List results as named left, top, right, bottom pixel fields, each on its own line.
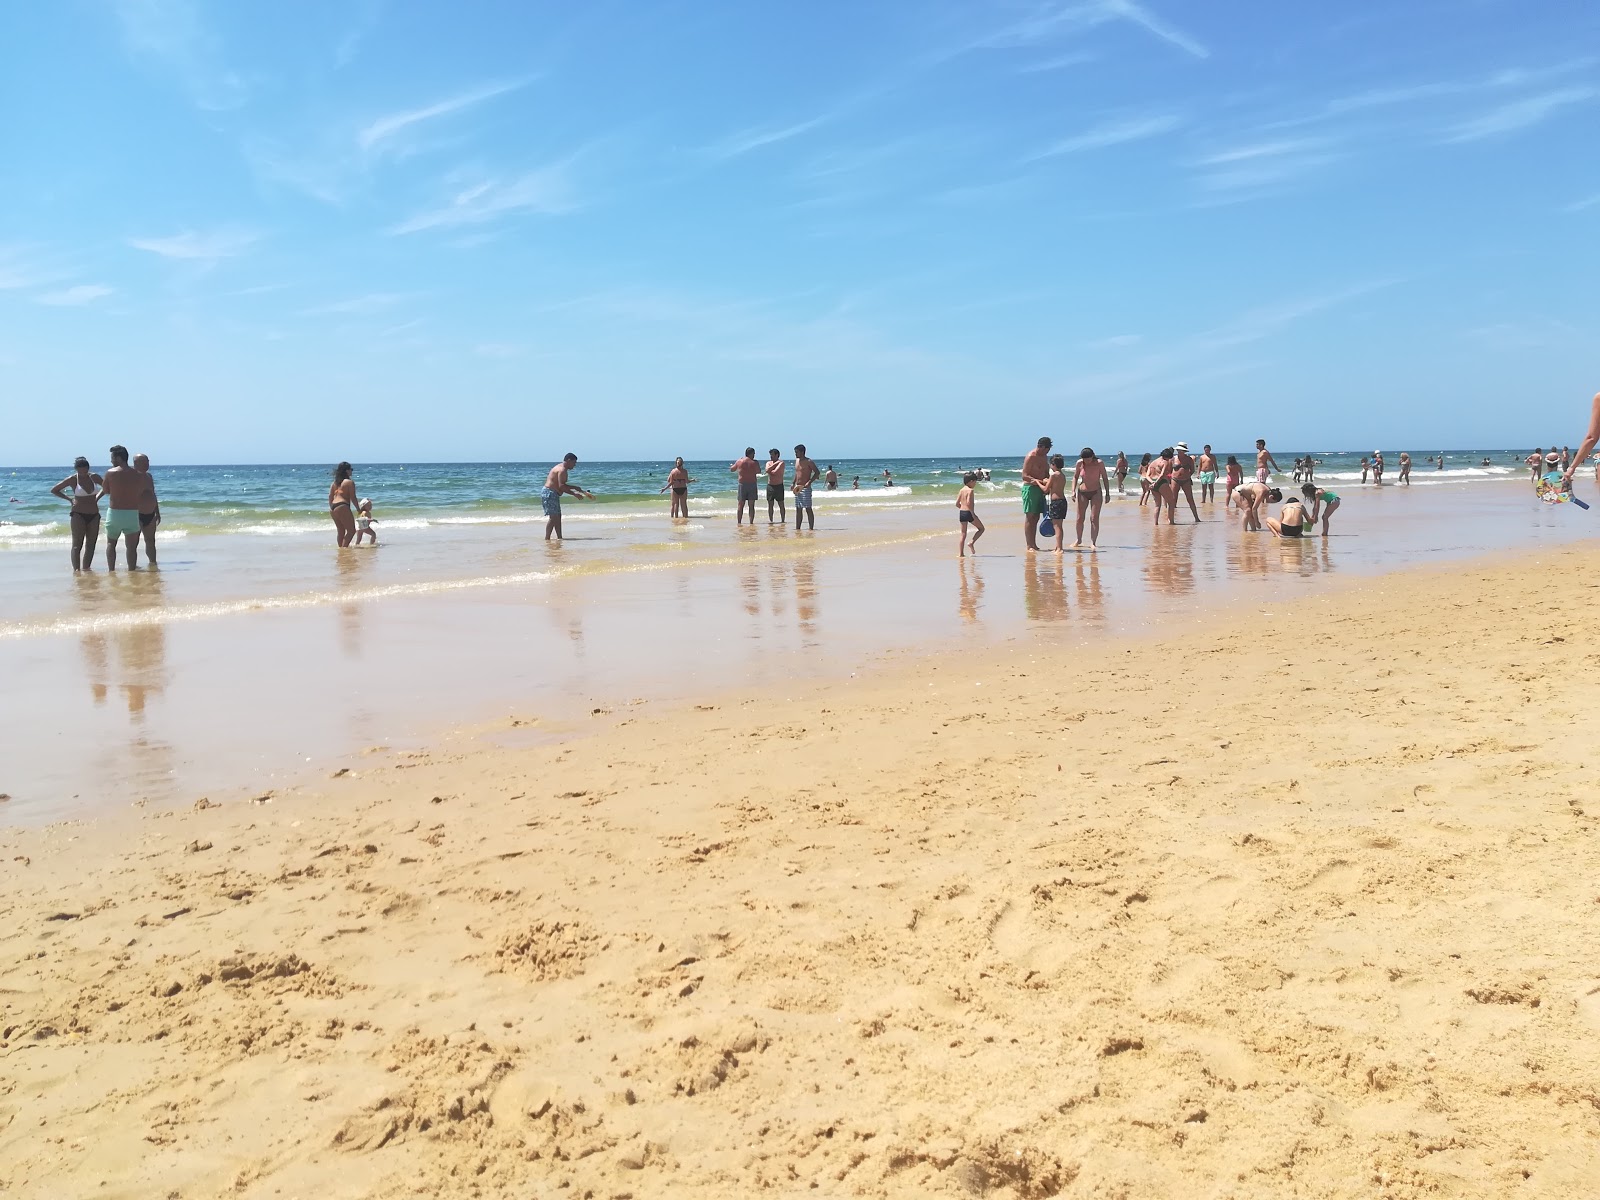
left=0, top=450, right=1537, bottom=549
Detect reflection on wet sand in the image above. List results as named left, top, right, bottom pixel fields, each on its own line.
left=1143, top=526, right=1196, bottom=597
left=75, top=571, right=176, bottom=802
left=1022, top=554, right=1068, bottom=622
left=958, top=559, right=984, bottom=622
left=1073, top=557, right=1104, bottom=624
left=336, top=547, right=372, bottom=657
left=794, top=558, right=818, bottom=645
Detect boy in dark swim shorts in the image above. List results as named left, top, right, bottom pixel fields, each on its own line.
left=957, top=473, right=984, bottom=556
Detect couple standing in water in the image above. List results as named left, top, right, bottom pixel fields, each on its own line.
left=1018, top=437, right=1111, bottom=551
left=52, top=446, right=160, bottom=571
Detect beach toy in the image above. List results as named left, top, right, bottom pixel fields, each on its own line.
left=1536, top=472, right=1591, bottom=510
left=1038, top=511, right=1055, bottom=538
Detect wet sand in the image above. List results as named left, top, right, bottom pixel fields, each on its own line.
left=2, top=550, right=1597, bottom=1198
left=0, top=477, right=1590, bottom=822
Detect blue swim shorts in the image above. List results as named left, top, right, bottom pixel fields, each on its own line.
left=540, top=487, right=561, bottom=517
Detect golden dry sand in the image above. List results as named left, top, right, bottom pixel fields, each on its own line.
left=3, top=558, right=1598, bottom=1199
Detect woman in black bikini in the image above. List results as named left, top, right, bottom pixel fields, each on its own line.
left=329, top=461, right=357, bottom=547
left=51, top=455, right=104, bottom=572
left=1071, top=448, right=1108, bottom=549
left=661, top=457, right=696, bottom=518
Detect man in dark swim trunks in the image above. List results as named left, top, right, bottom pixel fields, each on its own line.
left=133, top=452, right=160, bottom=565
left=730, top=448, right=760, bottom=526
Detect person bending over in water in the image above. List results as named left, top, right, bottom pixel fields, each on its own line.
left=956, top=472, right=984, bottom=556
left=1265, top=491, right=1310, bottom=538
left=543, top=453, right=594, bottom=541
left=1045, top=454, right=1069, bottom=552
left=661, top=457, right=696, bottom=518
left=354, top=497, right=378, bottom=545
left=102, top=445, right=147, bottom=569
left=765, top=449, right=787, bottom=524
left=51, top=455, right=103, bottom=572
left=1234, top=483, right=1281, bottom=532
left=1072, top=448, right=1108, bottom=549
left=1300, top=483, right=1341, bottom=536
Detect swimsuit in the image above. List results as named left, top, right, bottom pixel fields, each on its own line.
left=139, top=511, right=157, bottom=527
left=1321, top=492, right=1340, bottom=504
left=1048, top=497, right=1068, bottom=521
left=540, top=487, right=561, bottom=517
left=737, top=480, right=758, bottom=504
left=959, top=510, right=975, bottom=524
left=72, top=509, right=100, bottom=527
left=766, top=484, right=784, bottom=501
left=1256, top=466, right=1269, bottom=483
left=1198, top=471, right=1216, bottom=485
left=795, top=486, right=813, bottom=510
left=1021, top=483, right=1044, bottom=514
left=105, top=508, right=141, bottom=539
left=671, top=486, right=687, bottom=496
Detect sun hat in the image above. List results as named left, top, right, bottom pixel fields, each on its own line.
left=1545, top=452, right=1562, bottom=463
left=1174, top=441, right=1189, bottom=452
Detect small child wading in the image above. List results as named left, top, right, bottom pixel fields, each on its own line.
left=956, top=473, right=985, bottom=556
left=354, top=498, right=378, bottom=545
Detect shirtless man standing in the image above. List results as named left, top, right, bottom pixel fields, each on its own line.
left=825, top=465, right=838, bottom=490
left=730, top=448, right=760, bottom=525
left=1254, top=438, right=1280, bottom=485
left=1021, top=436, right=1052, bottom=551
left=1195, top=444, right=1219, bottom=504
left=542, top=453, right=594, bottom=541
left=792, top=444, right=820, bottom=531
left=101, top=445, right=146, bottom=569
left=764, top=449, right=787, bottom=524
left=133, top=453, right=160, bottom=565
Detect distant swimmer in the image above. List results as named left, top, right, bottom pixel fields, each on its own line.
left=661, top=457, right=696, bottom=518
left=1234, top=482, right=1281, bottom=532
left=765, top=449, right=787, bottom=524
left=1265, top=491, right=1310, bottom=539
left=1196, top=444, right=1218, bottom=504
left=1371, top=450, right=1385, bottom=485
left=542, top=453, right=594, bottom=541
left=354, top=497, right=378, bottom=545
left=1114, top=451, right=1129, bottom=494
left=1045, top=454, right=1068, bottom=552
left=50, top=455, right=104, bottom=572
left=329, top=461, right=357, bottom=548
left=1301, top=483, right=1341, bottom=536
left=730, top=447, right=760, bottom=525
left=852, top=476, right=860, bottom=489
left=101, top=445, right=146, bottom=569
left=133, top=452, right=160, bottom=565
left=825, top=465, right=838, bottom=490
left=792, top=444, right=820, bottom=531
left=1020, top=436, right=1052, bottom=552
left=1437, top=452, right=1445, bottom=470
left=1224, top=455, right=1242, bottom=506
left=956, top=472, right=984, bottom=556
left=1072, top=448, right=1108, bottom=549
left=1170, top=442, right=1200, bottom=522
left=1398, top=451, right=1412, bottom=486
left=883, top=468, right=894, bottom=486
left=1254, top=438, right=1281, bottom=484
left=1560, top=392, right=1600, bottom=486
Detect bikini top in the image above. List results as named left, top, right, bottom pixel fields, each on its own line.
left=73, top=478, right=94, bottom=497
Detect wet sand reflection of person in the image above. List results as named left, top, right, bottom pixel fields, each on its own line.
left=958, top=558, right=984, bottom=622
left=1022, top=554, right=1068, bottom=622
left=1073, top=556, right=1104, bottom=625
left=794, top=558, right=818, bottom=646
left=1142, top=525, right=1195, bottom=597
left=335, top=542, right=373, bottom=659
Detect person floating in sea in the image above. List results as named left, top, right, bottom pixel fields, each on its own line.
left=1265, top=491, right=1310, bottom=539
left=730, top=447, right=760, bottom=525
left=1021, top=437, right=1052, bottom=552
left=100, top=445, right=147, bottom=569
left=956, top=472, right=984, bottom=556
left=765, top=449, right=787, bottom=525
left=1196, top=444, right=1218, bottom=504
left=543, top=453, right=594, bottom=541
left=51, top=455, right=103, bottom=572
left=354, top=497, right=378, bottom=545
left=1300, top=482, right=1340, bottom=536
left=1045, top=453, right=1069, bottom=552
left=825, top=465, right=838, bottom=490
left=1170, top=442, right=1201, bottom=522
left=1254, top=438, right=1281, bottom=484
left=1234, top=481, right=1281, bottom=532
left=1224, top=455, right=1243, bottom=506
left=1137, top=453, right=1154, bottom=507
left=1114, top=451, right=1129, bottom=495
left=1398, top=452, right=1412, bottom=486
left=133, top=453, right=160, bottom=565
left=1073, top=448, right=1108, bottom=550
left=792, top=444, right=820, bottom=530
left=1371, top=450, right=1385, bottom=485
left=661, top=457, right=695, bottom=517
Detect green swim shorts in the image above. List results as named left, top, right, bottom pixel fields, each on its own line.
left=1021, top=484, right=1044, bottom=515
left=106, top=508, right=141, bottom=538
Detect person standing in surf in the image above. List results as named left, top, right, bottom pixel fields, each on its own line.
left=1254, top=439, right=1281, bottom=485
left=133, top=453, right=160, bottom=565
left=1196, top=445, right=1218, bottom=505
left=1114, top=451, right=1129, bottom=495
left=51, top=455, right=103, bottom=572
left=1170, top=442, right=1201, bottom=522
left=792, top=444, right=820, bottom=531
left=1072, top=448, right=1109, bottom=549
left=765, top=449, right=787, bottom=524
left=661, top=457, right=695, bottom=518
left=543, top=453, right=594, bottom=541
left=1020, top=437, right=1052, bottom=552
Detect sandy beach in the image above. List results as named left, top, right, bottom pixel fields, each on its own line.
left=3, top=549, right=1597, bottom=1198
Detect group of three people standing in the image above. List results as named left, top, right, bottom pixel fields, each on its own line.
left=52, top=446, right=161, bottom=571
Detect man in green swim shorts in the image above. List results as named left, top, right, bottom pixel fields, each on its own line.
left=101, top=444, right=147, bottom=569
left=1021, top=436, right=1052, bottom=551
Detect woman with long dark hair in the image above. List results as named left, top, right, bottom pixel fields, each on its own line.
left=51, top=455, right=103, bottom=571
left=329, top=461, right=357, bottom=547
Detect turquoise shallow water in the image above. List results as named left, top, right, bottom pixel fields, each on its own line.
left=0, top=450, right=1535, bottom=548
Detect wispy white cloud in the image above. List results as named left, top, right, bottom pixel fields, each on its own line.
left=335, top=0, right=382, bottom=68
left=112, top=0, right=248, bottom=110
left=388, top=162, right=580, bottom=235
left=1029, top=113, right=1184, bottom=159
left=358, top=79, right=530, bottom=154
left=704, top=116, right=831, bottom=161
left=36, top=284, right=114, bottom=307
left=1443, top=85, right=1598, bottom=142
left=0, top=245, right=74, bottom=291
left=300, top=292, right=416, bottom=316
left=1565, top=191, right=1600, bottom=213
left=1102, top=0, right=1209, bottom=59
left=1190, top=137, right=1338, bottom=195
left=1015, top=50, right=1097, bottom=74
left=128, top=228, right=260, bottom=262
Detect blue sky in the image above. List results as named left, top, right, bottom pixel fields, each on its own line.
left=4, top=0, right=1598, bottom=464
